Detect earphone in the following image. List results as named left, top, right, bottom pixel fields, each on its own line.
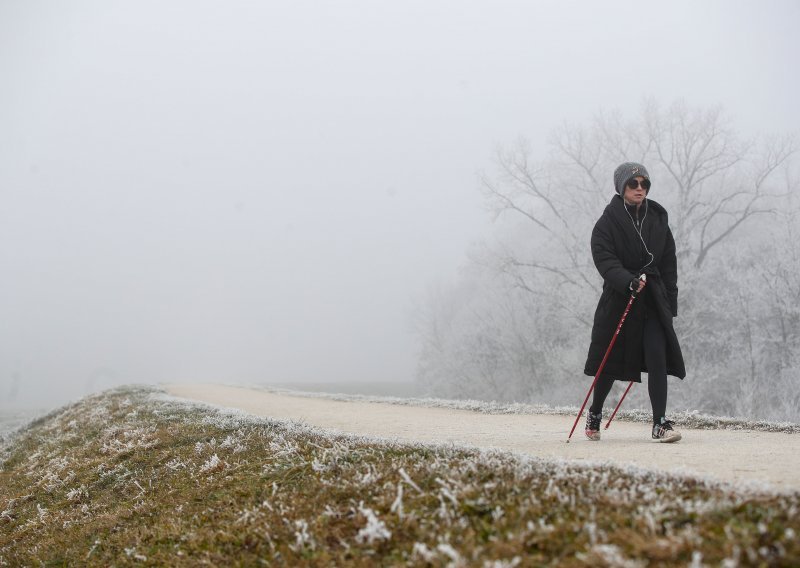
left=623, top=198, right=655, bottom=270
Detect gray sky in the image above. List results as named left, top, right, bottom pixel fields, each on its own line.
left=1, top=1, right=798, bottom=407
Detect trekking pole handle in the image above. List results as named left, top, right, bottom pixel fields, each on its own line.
left=632, top=273, right=647, bottom=298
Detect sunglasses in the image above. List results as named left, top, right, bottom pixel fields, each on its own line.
left=626, top=178, right=651, bottom=191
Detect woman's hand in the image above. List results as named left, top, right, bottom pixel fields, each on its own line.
left=630, top=277, right=646, bottom=293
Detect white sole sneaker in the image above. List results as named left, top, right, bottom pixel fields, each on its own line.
left=657, top=431, right=681, bottom=443
left=652, top=429, right=682, bottom=443
left=585, top=429, right=601, bottom=441
left=652, top=420, right=682, bottom=443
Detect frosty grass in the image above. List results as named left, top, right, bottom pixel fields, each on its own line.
left=0, top=386, right=797, bottom=566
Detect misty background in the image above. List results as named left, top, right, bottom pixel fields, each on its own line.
left=1, top=2, right=798, bottom=414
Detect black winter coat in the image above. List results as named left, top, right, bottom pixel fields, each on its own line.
left=583, top=195, right=686, bottom=383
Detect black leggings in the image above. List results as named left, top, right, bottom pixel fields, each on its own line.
left=589, top=315, right=668, bottom=423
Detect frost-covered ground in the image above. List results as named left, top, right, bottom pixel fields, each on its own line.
left=1, top=386, right=798, bottom=566
left=166, top=384, right=800, bottom=492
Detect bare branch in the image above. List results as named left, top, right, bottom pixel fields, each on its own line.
left=480, top=174, right=556, bottom=236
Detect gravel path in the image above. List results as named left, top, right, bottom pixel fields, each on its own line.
left=165, top=384, right=799, bottom=492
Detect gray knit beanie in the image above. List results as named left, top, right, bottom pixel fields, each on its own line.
left=613, top=162, right=650, bottom=196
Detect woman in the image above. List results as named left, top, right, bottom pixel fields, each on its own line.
left=583, top=162, right=686, bottom=443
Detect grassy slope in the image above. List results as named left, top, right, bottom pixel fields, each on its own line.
left=0, top=387, right=797, bottom=566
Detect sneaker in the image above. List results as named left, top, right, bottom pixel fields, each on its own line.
left=652, top=418, right=681, bottom=443
left=585, top=411, right=602, bottom=441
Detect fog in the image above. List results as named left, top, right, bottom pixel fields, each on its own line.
left=1, top=1, right=798, bottom=409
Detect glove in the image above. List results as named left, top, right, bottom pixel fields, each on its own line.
left=629, top=276, right=646, bottom=294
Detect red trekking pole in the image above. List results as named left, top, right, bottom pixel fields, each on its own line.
left=605, top=381, right=634, bottom=429
left=567, top=275, right=646, bottom=443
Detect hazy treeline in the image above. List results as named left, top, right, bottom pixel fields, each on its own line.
left=415, top=100, right=800, bottom=422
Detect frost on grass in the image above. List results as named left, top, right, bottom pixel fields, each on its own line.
left=580, top=544, right=646, bottom=568
left=355, top=502, right=391, bottom=545
left=199, top=454, right=223, bottom=473
left=0, top=385, right=798, bottom=566
left=291, top=519, right=315, bottom=551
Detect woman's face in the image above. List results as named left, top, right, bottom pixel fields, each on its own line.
left=623, top=176, right=648, bottom=206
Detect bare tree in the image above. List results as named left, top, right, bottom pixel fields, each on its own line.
left=641, top=100, right=795, bottom=268
left=415, top=100, right=799, bottom=420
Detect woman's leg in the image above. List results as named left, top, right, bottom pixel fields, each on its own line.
left=589, top=374, right=616, bottom=415
left=586, top=374, right=614, bottom=439
left=643, top=315, right=668, bottom=422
